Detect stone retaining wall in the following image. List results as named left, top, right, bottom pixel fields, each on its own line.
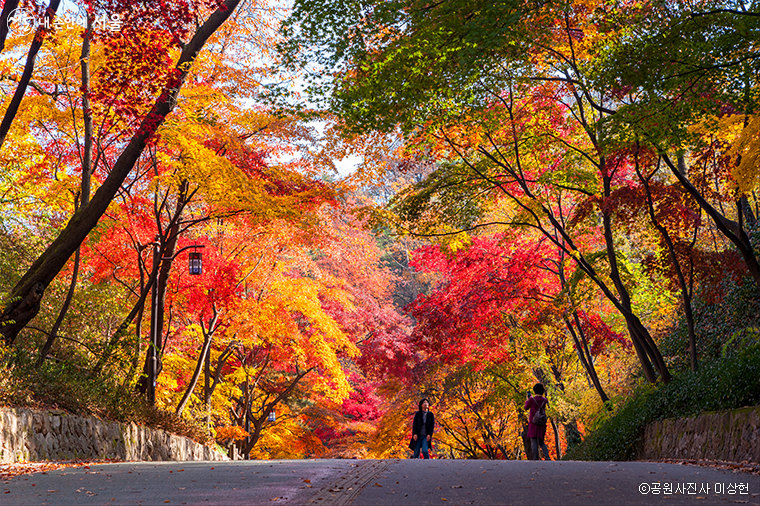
left=0, top=408, right=228, bottom=463
left=639, top=405, right=760, bottom=464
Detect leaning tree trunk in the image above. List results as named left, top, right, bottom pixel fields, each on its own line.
left=661, top=153, right=760, bottom=287
left=557, top=254, right=610, bottom=402
left=36, top=15, right=95, bottom=367
left=565, top=313, right=609, bottom=402
left=601, top=171, right=670, bottom=383
left=0, top=0, right=242, bottom=348
left=176, top=312, right=219, bottom=416
left=0, top=0, right=61, bottom=149
left=0, top=0, right=21, bottom=55
left=636, top=157, right=699, bottom=372
left=175, top=329, right=214, bottom=416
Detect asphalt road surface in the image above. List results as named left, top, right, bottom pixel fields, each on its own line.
left=1, top=459, right=758, bottom=506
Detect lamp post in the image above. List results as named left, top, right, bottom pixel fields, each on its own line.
left=147, top=241, right=160, bottom=405
left=146, top=243, right=206, bottom=405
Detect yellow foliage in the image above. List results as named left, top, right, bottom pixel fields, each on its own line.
left=248, top=407, right=326, bottom=459
left=214, top=425, right=250, bottom=442
left=724, top=114, right=760, bottom=194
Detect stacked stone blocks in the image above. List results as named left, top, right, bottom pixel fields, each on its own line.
left=639, top=405, right=760, bottom=464
left=0, top=407, right=227, bottom=463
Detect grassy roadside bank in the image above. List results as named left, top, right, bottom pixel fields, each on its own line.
left=565, top=342, right=760, bottom=461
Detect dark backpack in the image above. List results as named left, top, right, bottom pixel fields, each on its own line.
left=532, top=398, right=547, bottom=426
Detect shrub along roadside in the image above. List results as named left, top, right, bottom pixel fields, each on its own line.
left=0, top=344, right=212, bottom=446
left=564, top=343, right=760, bottom=461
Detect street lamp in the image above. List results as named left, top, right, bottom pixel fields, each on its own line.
left=189, top=249, right=202, bottom=275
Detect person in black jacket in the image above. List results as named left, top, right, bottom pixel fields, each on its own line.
left=408, top=398, right=435, bottom=459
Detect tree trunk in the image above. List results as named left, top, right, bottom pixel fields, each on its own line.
left=92, top=265, right=154, bottom=376
left=153, top=180, right=189, bottom=355
left=601, top=171, right=670, bottom=383
left=204, top=340, right=236, bottom=405
left=35, top=250, right=80, bottom=367
left=176, top=311, right=225, bottom=415
left=36, top=15, right=94, bottom=368
left=0, top=0, right=242, bottom=347
left=97, top=182, right=190, bottom=375
left=239, top=367, right=313, bottom=457
left=137, top=181, right=190, bottom=399
left=176, top=326, right=214, bottom=416
left=636, top=157, right=699, bottom=371
left=741, top=196, right=757, bottom=228
left=550, top=417, right=561, bottom=460
left=0, top=0, right=61, bottom=149
left=662, top=153, right=760, bottom=286
left=564, top=314, right=609, bottom=402
left=0, top=0, right=20, bottom=55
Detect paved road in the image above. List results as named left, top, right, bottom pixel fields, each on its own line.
left=1, top=459, right=757, bottom=506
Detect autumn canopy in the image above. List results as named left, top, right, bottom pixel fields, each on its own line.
left=0, top=0, right=758, bottom=460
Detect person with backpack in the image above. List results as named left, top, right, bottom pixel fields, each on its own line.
left=524, top=383, right=551, bottom=461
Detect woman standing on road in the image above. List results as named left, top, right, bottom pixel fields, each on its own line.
left=409, top=398, right=435, bottom=459
left=525, top=384, right=551, bottom=460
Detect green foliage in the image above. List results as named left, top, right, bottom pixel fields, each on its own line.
left=565, top=343, right=760, bottom=461
left=591, top=4, right=760, bottom=148
left=386, top=160, right=491, bottom=235
left=278, top=0, right=540, bottom=132
left=0, top=345, right=211, bottom=445
left=661, top=278, right=760, bottom=373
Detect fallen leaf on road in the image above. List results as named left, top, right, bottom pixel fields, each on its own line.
left=647, top=459, right=760, bottom=476
left=303, top=479, right=311, bottom=483
left=1, top=460, right=120, bottom=482
left=374, top=483, right=382, bottom=487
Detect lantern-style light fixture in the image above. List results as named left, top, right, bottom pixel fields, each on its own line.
left=267, top=411, right=276, bottom=422
left=189, top=248, right=202, bottom=275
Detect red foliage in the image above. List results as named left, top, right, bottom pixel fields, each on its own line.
left=173, top=238, right=243, bottom=319
left=575, top=310, right=630, bottom=354
left=408, top=235, right=557, bottom=365
left=341, top=374, right=383, bottom=422
left=88, top=0, right=225, bottom=43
